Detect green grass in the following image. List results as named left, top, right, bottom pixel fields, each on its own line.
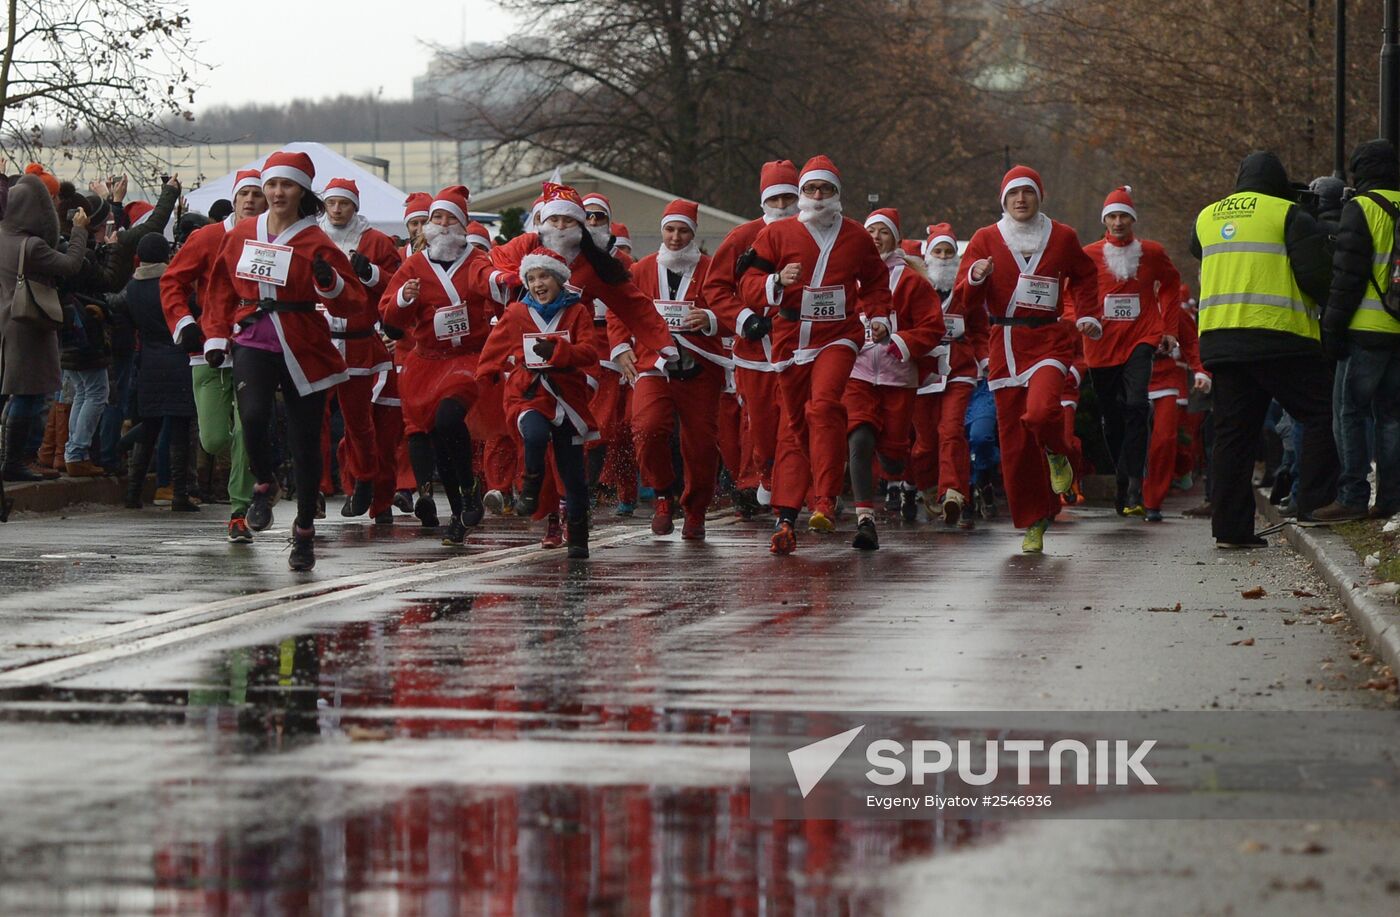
left=1335, top=519, right=1400, bottom=584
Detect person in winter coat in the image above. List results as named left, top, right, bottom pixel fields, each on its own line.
left=116, top=233, right=199, bottom=511
left=1317, top=139, right=1400, bottom=520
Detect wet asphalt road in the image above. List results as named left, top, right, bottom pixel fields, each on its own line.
left=1, top=493, right=1398, bottom=915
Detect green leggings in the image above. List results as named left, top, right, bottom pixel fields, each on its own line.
left=192, top=363, right=253, bottom=516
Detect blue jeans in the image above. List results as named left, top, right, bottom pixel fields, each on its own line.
left=97, top=353, right=134, bottom=469
left=1338, top=346, right=1400, bottom=512
left=63, top=368, right=109, bottom=463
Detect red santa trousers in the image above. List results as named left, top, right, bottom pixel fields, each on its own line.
left=594, top=374, right=638, bottom=503
left=1060, top=389, right=1086, bottom=478
left=368, top=400, right=403, bottom=517
left=1145, top=395, right=1181, bottom=510
left=735, top=367, right=780, bottom=492
left=844, top=379, right=916, bottom=466
left=718, top=390, right=743, bottom=482
left=910, top=382, right=975, bottom=496
left=631, top=362, right=725, bottom=517
left=773, top=345, right=858, bottom=510
left=335, top=375, right=380, bottom=486
left=993, top=365, right=1075, bottom=528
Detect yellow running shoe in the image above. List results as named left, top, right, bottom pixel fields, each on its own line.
left=1122, top=504, right=1147, bottom=517
left=808, top=498, right=837, bottom=534
left=1045, top=451, right=1074, bottom=495
left=1021, top=517, right=1050, bottom=553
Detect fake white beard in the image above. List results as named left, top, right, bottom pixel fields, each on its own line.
left=588, top=222, right=613, bottom=250
left=540, top=223, right=583, bottom=263
left=658, top=240, right=701, bottom=273
left=423, top=222, right=469, bottom=261
left=997, top=211, right=1048, bottom=257
left=797, top=194, right=843, bottom=229
left=1102, top=237, right=1143, bottom=282
left=925, top=257, right=959, bottom=291
left=762, top=201, right=798, bottom=223
left=319, top=212, right=369, bottom=252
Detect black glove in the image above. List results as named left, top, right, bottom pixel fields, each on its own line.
left=381, top=322, right=405, bottom=341
left=533, top=336, right=558, bottom=361
left=176, top=323, right=204, bottom=354
left=312, top=253, right=336, bottom=289
left=205, top=347, right=225, bottom=369
left=741, top=314, right=772, bottom=341
left=350, top=251, right=374, bottom=282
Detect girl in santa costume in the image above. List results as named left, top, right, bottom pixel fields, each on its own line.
left=960, top=165, right=1101, bottom=553
left=478, top=248, right=598, bottom=559
left=203, top=150, right=369, bottom=571
left=739, top=155, right=894, bottom=555
left=609, top=199, right=732, bottom=540
left=1144, top=298, right=1211, bottom=521
left=702, top=159, right=801, bottom=518
left=1082, top=185, right=1182, bottom=516
left=379, top=186, right=514, bottom=546
left=842, top=209, right=945, bottom=550
left=908, top=222, right=988, bottom=529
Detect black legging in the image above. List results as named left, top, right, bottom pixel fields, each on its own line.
left=520, top=410, right=588, bottom=522
left=233, top=345, right=327, bottom=529
left=1089, top=342, right=1155, bottom=492
left=432, top=397, right=474, bottom=515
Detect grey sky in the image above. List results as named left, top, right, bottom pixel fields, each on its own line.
left=184, top=0, right=517, bottom=109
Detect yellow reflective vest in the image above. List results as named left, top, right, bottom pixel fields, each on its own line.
left=1350, top=190, right=1400, bottom=336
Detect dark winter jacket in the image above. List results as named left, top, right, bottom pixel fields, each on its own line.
left=1191, top=152, right=1333, bottom=366
left=1322, top=139, right=1400, bottom=352
left=120, top=263, right=193, bottom=418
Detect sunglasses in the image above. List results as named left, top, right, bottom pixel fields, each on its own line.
left=584, top=211, right=610, bottom=223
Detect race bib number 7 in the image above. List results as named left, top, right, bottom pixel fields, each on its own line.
left=236, top=240, right=293, bottom=287
left=1012, top=273, right=1059, bottom=313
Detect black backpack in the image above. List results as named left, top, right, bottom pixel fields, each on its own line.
left=1360, top=191, right=1400, bottom=322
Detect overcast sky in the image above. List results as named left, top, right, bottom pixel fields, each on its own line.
left=185, top=0, right=518, bottom=109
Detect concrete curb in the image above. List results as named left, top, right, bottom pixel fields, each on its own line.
left=1256, top=491, right=1400, bottom=677
left=3, top=476, right=154, bottom=515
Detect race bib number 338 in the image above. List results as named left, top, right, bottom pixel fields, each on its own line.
left=235, top=240, right=294, bottom=287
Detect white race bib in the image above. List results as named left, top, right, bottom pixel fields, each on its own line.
left=944, top=314, right=966, bottom=340
left=433, top=304, right=471, bottom=341
left=1011, top=273, right=1059, bottom=313
left=523, top=331, right=570, bottom=369
left=654, top=299, right=693, bottom=332
left=1103, top=294, right=1141, bottom=321
left=235, top=240, right=293, bottom=287
left=801, top=285, right=846, bottom=322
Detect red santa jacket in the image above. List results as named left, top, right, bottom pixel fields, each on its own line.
left=320, top=219, right=401, bottom=374
left=918, top=277, right=990, bottom=394
left=204, top=213, right=365, bottom=395
left=960, top=216, right=1099, bottom=390
left=478, top=296, right=601, bottom=443
left=1151, top=305, right=1208, bottom=397
left=850, top=253, right=945, bottom=389
left=379, top=248, right=499, bottom=360
left=492, top=231, right=675, bottom=373
left=609, top=250, right=730, bottom=375
left=1082, top=235, right=1181, bottom=369
left=161, top=214, right=238, bottom=366
left=738, top=215, right=893, bottom=366
left=702, top=216, right=778, bottom=372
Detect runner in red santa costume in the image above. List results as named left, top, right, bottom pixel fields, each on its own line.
left=739, top=155, right=894, bottom=554
left=843, top=208, right=945, bottom=550
left=1144, top=294, right=1210, bottom=521
left=702, top=159, right=800, bottom=518
left=389, top=193, right=434, bottom=516
left=379, top=186, right=514, bottom=546
left=401, top=192, right=431, bottom=260
left=609, top=199, right=731, bottom=540
left=162, top=168, right=266, bottom=544
left=610, top=223, right=633, bottom=258
left=203, top=150, right=368, bottom=571
left=907, top=222, right=988, bottom=528
left=1057, top=344, right=1089, bottom=506
left=459, top=222, right=520, bottom=517
left=478, top=248, right=598, bottom=559
left=960, top=165, right=1100, bottom=553
left=1082, top=185, right=1182, bottom=516
left=317, top=177, right=402, bottom=521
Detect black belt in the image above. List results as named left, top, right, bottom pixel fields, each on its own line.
left=991, top=315, right=1058, bottom=328
left=330, top=329, right=374, bottom=340
left=779, top=307, right=799, bottom=322
left=239, top=299, right=317, bottom=314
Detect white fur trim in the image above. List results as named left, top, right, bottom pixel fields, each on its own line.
left=396, top=284, right=415, bottom=307
left=925, top=234, right=956, bottom=253
left=1102, top=203, right=1137, bottom=220
left=519, top=252, right=571, bottom=283
left=889, top=332, right=911, bottom=362
left=1001, top=176, right=1041, bottom=201
left=966, top=263, right=986, bottom=286
left=761, top=182, right=799, bottom=203
left=322, top=186, right=360, bottom=209
left=1195, top=372, right=1213, bottom=394
left=610, top=342, right=634, bottom=361
left=661, top=213, right=696, bottom=231
left=173, top=314, right=197, bottom=338
left=766, top=273, right=783, bottom=306
left=612, top=235, right=631, bottom=249
left=261, top=165, right=313, bottom=190
left=863, top=213, right=899, bottom=238
left=203, top=337, right=227, bottom=356
left=1075, top=316, right=1103, bottom=339
left=232, top=175, right=262, bottom=195
left=799, top=168, right=841, bottom=190
left=363, top=263, right=381, bottom=288
left=429, top=200, right=468, bottom=227
left=467, top=232, right=492, bottom=250
left=581, top=194, right=611, bottom=217
left=540, top=199, right=587, bottom=223
left=699, top=308, right=718, bottom=336
left=316, top=271, right=346, bottom=299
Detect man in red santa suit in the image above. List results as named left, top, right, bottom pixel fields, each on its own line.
left=317, top=178, right=403, bottom=520
left=1082, top=185, right=1182, bottom=517
left=961, top=165, right=1100, bottom=553
left=1145, top=295, right=1211, bottom=521
left=843, top=208, right=945, bottom=550
left=739, top=155, right=894, bottom=554
left=702, top=159, right=801, bottom=518
left=610, top=199, right=731, bottom=539
left=389, top=193, right=435, bottom=516
left=460, top=222, right=520, bottom=517
left=908, top=223, right=988, bottom=528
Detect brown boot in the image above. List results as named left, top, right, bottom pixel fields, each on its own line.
left=45, top=402, right=71, bottom=472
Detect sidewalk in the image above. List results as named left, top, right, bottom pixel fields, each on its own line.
left=3, top=475, right=153, bottom=516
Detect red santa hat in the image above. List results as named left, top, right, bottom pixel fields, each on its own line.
left=1101, top=185, right=1136, bottom=221
left=321, top=177, right=360, bottom=209
left=429, top=185, right=471, bottom=227
left=924, top=222, right=957, bottom=254
left=465, top=220, right=493, bottom=250
left=611, top=222, right=631, bottom=248
left=900, top=239, right=923, bottom=256
left=403, top=192, right=432, bottom=223
left=863, top=207, right=900, bottom=239
left=581, top=192, right=612, bottom=217
left=126, top=200, right=155, bottom=228
left=232, top=169, right=262, bottom=196
left=759, top=159, right=800, bottom=203
left=798, top=155, right=841, bottom=192
left=538, top=181, right=587, bottom=224
left=24, top=163, right=59, bottom=197
left=260, top=150, right=315, bottom=191
left=519, top=246, right=571, bottom=284
left=661, top=199, right=699, bottom=231
left=999, top=165, right=1044, bottom=204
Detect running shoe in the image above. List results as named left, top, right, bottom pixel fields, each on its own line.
left=541, top=513, right=564, bottom=548
left=770, top=519, right=797, bottom=555
left=1021, top=517, right=1050, bottom=554
left=808, top=498, right=836, bottom=534
left=1045, top=451, right=1074, bottom=495
left=852, top=516, right=879, bottom=551
left=227, top=516, right=253, bottom=544
left=651, top=496, right=675, bottom=535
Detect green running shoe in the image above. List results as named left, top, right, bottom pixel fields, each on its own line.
left=1045, top=451, right=1074, bottom=495
left=1022, top=517, right=1050, bottom=554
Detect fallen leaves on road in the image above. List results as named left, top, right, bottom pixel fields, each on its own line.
left=1149, top=603, right=1183, bottom=613
left=1241, top=587, right=1267, bottom=599
left=1280, top=841, right=1328, bottom=855
left=1291, top=589, right=1316, bottom=597
left=1323, top=613, right=1348, bottom=624
left=1239, top=839, right=1268, bottom=853
left=1267, top=876, right=1324, bottom=893
left=1229, top=638, right=1256, bottom=646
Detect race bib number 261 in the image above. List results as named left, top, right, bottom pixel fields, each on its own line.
left=235, top=240, right=293, bottom=287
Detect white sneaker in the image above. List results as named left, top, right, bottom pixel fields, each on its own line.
left=483, top=489, right=506, bottom=515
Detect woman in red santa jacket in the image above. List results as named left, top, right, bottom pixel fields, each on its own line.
left=203, top=150, right=368, bottom=571
left=478, top=248, right=598, bottom=558
left=459, top=222, right=520, bottom=517
left=317, top=177, right=402, bottom=521
left=842, top=209, right=944, bottom=550
left=908, top=223, right=988, bottom=529
left=960, top=165, right=1100, bottom=553
left=608, top=199, right=732, bottom=540
left=738, top=155, right=894, bottom=555
left=379, top=186, right=512, bottom=546
left=1144, top=296, right=1211, bottom=521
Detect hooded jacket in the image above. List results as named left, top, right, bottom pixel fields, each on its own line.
left=1190, top=151, right=1333, bottom=365
left=1322, top=139, right=1400, bottom=351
